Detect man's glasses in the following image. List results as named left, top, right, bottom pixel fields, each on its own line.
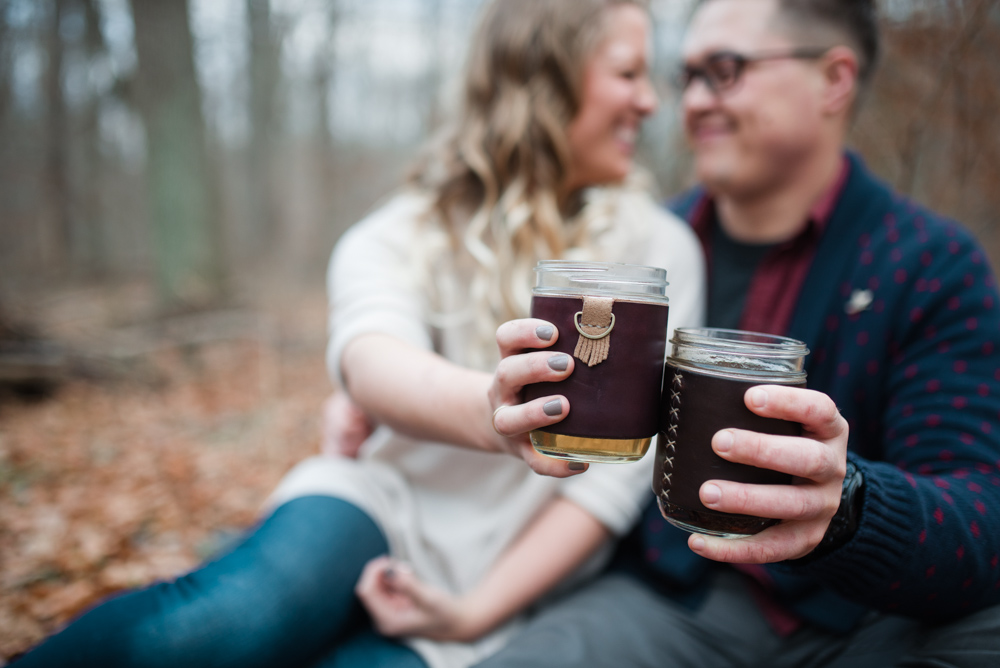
left=674, top=48, right=831, bottom=95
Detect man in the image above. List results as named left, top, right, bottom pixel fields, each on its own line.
left=475, top=0, right=1000, bottom=665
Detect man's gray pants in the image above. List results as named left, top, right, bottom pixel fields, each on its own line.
left=474, top=571, right=1000, bottom=668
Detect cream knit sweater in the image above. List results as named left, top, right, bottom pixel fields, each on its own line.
left=268, top=188, right=705, bottom=668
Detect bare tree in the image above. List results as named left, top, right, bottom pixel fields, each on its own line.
left=246, top=0, right=281, bottom=253
left=313, top=2, right=339, bottom=225
left=0, top=0, right=11, bottom=121
left=853, top=0, right=1000, bottom=263
left=129, top=0, right=226, bottom=310
left=75, top=0, right=111, bottom=275
left=45, top=0, right=72, bottom=271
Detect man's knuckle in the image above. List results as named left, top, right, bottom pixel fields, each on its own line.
left=793, top=492, right=813, bottom=521
left=802, top=449, right=828, bottom=480
left=742, top=431, right=768, bottom=461
left=823, top=496, right=840, bottom=519
left=735, top=485, right=754, bottom=512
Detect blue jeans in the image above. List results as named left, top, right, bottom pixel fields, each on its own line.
left=15, top=496, right=427, bottom=668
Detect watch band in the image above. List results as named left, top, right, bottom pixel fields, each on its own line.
left=795, top=459, right=865, bottom=563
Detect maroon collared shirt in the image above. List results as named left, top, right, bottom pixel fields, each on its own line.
left=691, top=158, right=851, bottom=337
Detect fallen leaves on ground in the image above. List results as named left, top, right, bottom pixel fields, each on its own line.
left=0, top=285, right=331, bottom=659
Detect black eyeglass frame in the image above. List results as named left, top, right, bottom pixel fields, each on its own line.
left=675, top=47, right=832, bottom=95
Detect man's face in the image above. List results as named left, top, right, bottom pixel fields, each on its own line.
left=681, top=0, right=829, bottom=199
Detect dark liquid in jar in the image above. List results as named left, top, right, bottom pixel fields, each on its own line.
left=524, top=295, right=669, bottom=462
left=655, top=364, right=804, bottom=537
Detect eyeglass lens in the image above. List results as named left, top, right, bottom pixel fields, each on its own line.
left=678, top=54, right=744, bottom=93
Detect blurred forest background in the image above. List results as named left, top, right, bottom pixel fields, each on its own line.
left=0, top=0, right=998, bottom=659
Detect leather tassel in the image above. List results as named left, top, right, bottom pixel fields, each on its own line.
left=573, top=296, right=615, bottom=367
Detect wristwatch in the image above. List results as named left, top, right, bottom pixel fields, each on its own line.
left=796, top=459, right=865, bottom=563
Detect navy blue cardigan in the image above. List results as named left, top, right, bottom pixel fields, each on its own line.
left=633, top=153, right=1000, bottom=632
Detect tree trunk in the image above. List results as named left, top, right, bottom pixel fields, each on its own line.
left=129, top=0, right=226, bottom=310
left=0, top=0, right=11, bottom=120
left=45, top=0, right=73, bottom=271
left=78, top=0, right=111, bottom=276
left=246, top=0, right=281, bottom=253
left=314, top=2, right=338, bottom=227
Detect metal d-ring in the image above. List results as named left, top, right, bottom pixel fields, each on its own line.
left=574, top=311, right=615, bottom=340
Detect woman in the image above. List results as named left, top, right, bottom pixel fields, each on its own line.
left=15, top=1, right=703, bottom=666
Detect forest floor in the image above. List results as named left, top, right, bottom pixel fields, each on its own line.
left=0, top=281, right=331, bottom=660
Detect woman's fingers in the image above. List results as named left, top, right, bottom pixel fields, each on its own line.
left=493, top=351, right=574, bottom=402
left=496, top=318, right=559, bottom=359
left=518, top=442, right=589, bottom=477
left=492, top=398, right=587, bottom=477
left=491, top=396, right=568, bottom=438
left=490, top=318, right=586, bottom=478
left=355, top=555, right=393, bottom=598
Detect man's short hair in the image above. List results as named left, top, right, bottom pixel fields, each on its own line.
left=774, top=0, right=880, bottom=86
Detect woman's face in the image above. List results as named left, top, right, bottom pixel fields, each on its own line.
left=564, top=5, right=658, bottom=192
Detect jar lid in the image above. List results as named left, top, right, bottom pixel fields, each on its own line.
left=532, top=261, right=669, bottom=305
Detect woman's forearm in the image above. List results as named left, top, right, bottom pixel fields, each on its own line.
left=453, top=497, right=611, bottom=640
left=340, top=333, right=498, bottom=452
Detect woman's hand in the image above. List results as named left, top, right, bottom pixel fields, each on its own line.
left=488, top=319, right=586, bottom=478
left=320, top=391, right=374, bottom=458
left=356, top=557, right=482, bottom=642
left=688, top=385, right=850, bottom=563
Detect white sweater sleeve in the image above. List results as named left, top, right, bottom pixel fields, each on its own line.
left=326, top=195, right=435, bottom=387
left=557, top=196, right=706, bottom=536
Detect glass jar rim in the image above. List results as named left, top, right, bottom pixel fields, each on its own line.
left=532, top=260, right=669, bottom=304
left=671, top=327, right=809, bottom=359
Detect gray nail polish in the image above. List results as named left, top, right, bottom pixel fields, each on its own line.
left=548, top=354, right=569, bottom=371
left=536, top=325, right=554, bottom=341
left=543, top=399, right=563, bottom=416
left=568, top=462, right=587, bottom=471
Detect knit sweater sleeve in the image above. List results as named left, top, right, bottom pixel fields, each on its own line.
left=326, top=194, right=434, bottom=387
left=788, top=212, right=1000, bottom=622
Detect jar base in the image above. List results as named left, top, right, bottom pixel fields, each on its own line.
left=530, top=431, right=650, bottom=464
left=657, top=498, right=777, bottom=539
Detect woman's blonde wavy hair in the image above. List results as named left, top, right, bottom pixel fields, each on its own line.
left=409, top=0, right=650, bottom=368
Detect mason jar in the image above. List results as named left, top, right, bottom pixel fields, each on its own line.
left=655, top=328, right=809, bottom=538
left=523, top=260, right=670, bottom=463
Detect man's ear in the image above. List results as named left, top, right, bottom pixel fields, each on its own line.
left=820, top=45, right=859, bottom=116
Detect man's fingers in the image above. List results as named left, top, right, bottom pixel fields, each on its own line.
left=699, top=479, right=839, bottom=521
left=712, top=429, right=845, bottom=481
left=687, top=522, right=822, bottom=563
left=496, top=318, right=560, bottom=359
left=743, top=385, right=847, bottom=441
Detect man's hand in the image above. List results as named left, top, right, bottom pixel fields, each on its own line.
left=688, top=385, right=849, bottom=563
left=320, top=391, right=374, bottom=458
left=488, top=319, right=586, bottom=478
